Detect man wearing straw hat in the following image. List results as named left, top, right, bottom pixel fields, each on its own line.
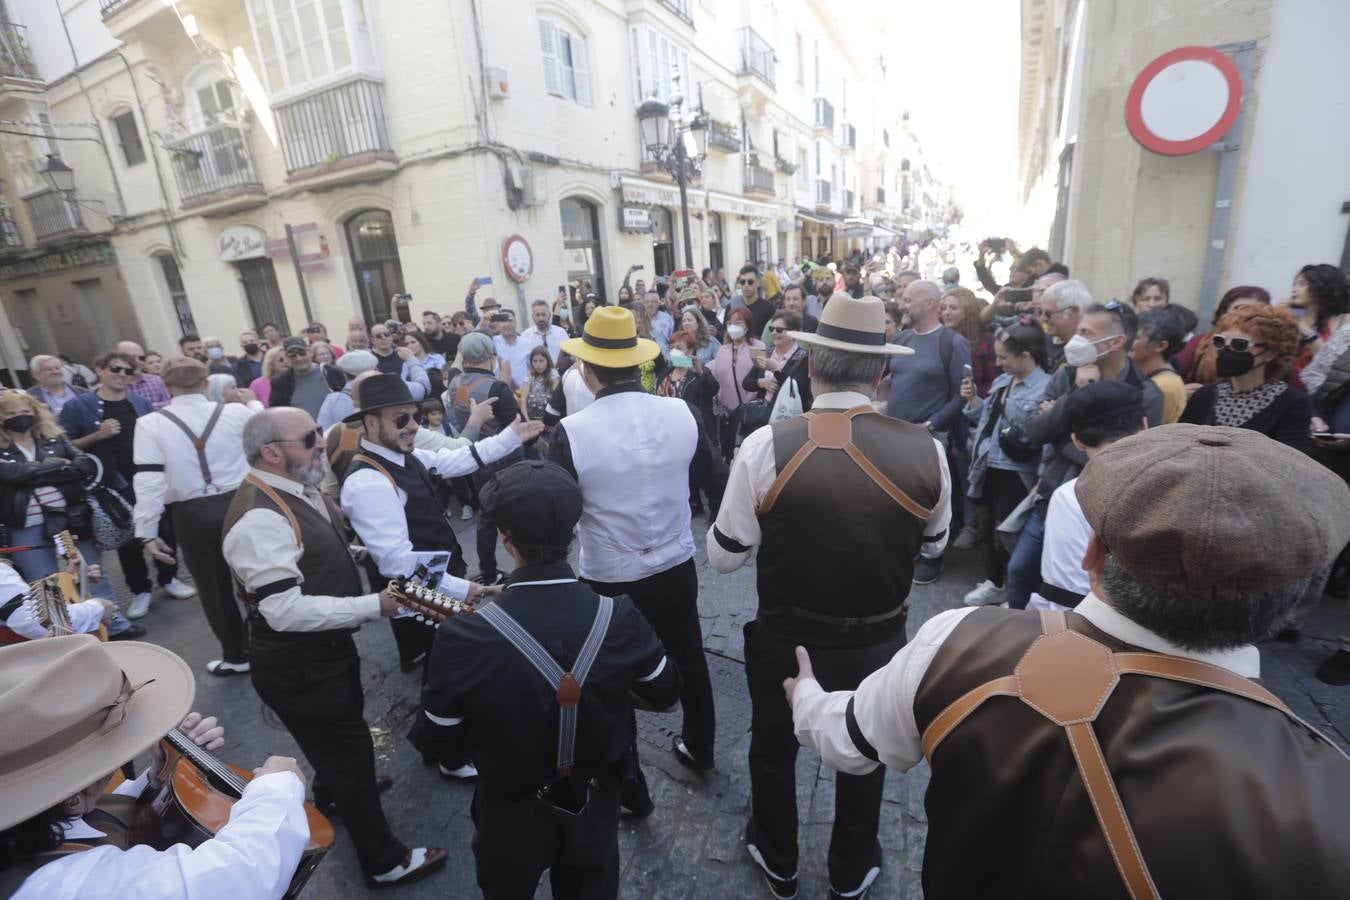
left=0, top=634, right=310, bottom=897
left=548, top=306, right=720, bottom=812
left=708, top=292, right=952, bottom=900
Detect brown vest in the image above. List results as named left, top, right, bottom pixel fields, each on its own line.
left=223, top=475, right=365, bottom=656
left=0, top=795, right=139, bottom=895
left=912, top=608, right=1350, bottom=900
left=755, top=407, right=941, bottom=647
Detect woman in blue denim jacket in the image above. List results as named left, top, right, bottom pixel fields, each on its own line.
left=961, top=322, right=1050, bottom=607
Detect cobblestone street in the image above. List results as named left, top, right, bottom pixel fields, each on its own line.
left=104, top=511, right=1350, bottom=899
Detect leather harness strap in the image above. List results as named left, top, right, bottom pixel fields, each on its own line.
left=244, top=473, right=302, bottom=549
left=919, top=608, right=1342, bottom=900
left=757, top=406, right=933, bottom=521
left=351, top=453, right=397, bottom=489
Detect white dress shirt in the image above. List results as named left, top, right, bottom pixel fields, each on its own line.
left=340, top=431, right=522, bottom=600
left=706, top=390, right=952, bottom=573
left=13, top=771, right=309, bottom=900
left=522, top=324, right=572, bottom=365
left=131, top=393, right=262, bottom=539
left=791, top=594, right=1262, bottom=777
left=1027, top=477, right=1094, bottom=613
left=222, top=468, right=382, bottom=631
left=1, top=560, right=105, bottom=638
left=493, top=333, right=534, bottom=389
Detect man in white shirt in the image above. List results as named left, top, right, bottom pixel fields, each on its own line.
left=492, top=310, right=533, bottom=389
left=1028, top=381, right=1145, bottom=613
left=548, top=307, right=718, bottom=813
left=339, top=374, right=541, bottom=677
left=221, top=407, right=449, bottom=888
left=521, top=299, right=570, bottom=366
left=643, top=290, right=674, bottom=357
left=132, top=357, right=262, bottom=676
left=707, top=293, right=948, bottom=900
left=1, top=635, right=310, bottom=900
left=788, top=425, right=1350, bottom=899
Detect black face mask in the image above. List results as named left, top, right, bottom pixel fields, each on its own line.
left=2, top=414, right=34, bottom=434
left=243, top=343, right=260, bottom=355
left=1215, top=346, right=1257, bottom=378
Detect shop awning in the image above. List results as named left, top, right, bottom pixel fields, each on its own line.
left=794, top=208, right=840, bottom=227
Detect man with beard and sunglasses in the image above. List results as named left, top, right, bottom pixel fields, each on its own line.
left=222, top=406, right=449, bottom=889
left=338, top=374, right=543, bottom=702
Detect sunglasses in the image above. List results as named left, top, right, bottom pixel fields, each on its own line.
left=285, top=349, right=309, bottom=357
left=387, top=411, right=425, bottom=429
left=268, top=428, right=322, bottom=450
left=768, top=325, right=788, bottom=334
left=371, top=332, right=389, bottom=339
left=1211, top=335, right=1266, bottom=353
left=737, top=279, right=757, bottom=286
left=107, top=365, right=136, bottom=375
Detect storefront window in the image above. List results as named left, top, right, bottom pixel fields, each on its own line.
left=651, top=206, right=674, bottom=277
left=345, top=209, right=405, bottom=324
left=561, top=197, right=606, bottom=301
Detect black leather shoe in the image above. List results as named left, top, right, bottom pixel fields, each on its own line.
left=366, top=847, right=448, bottom=888
left=1316, top=649, right=1350, bottom=686
left=746, top=838, right=798, bottom=899
left=672, top=736, right=714, bottom=772
left=108, top=624, right=147, bottom=640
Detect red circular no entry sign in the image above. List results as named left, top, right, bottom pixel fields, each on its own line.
left=1125, top=46, right=1243, bottom=156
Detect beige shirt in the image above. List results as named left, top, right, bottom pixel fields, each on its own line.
left=222, top=467, right=382, bottom=632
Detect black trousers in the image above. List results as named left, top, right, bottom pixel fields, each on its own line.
left=471, top=777, right=621, bottom=900
left=584, top=557, right=715, bottom=764
left=170, top=493, right=247, bottom=663
left=743, top=620, right=905, bottom=891
left=117, top=511, right=178, bottom=594
left=473, top=455, right=519, bottom=578
left=976, top=467, right=1032, bottom=587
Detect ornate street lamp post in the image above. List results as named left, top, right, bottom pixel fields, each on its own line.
left=636, top=66, right=707, bottom=270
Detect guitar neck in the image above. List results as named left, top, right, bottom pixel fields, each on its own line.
left=166, top=728, right=248, bottom=797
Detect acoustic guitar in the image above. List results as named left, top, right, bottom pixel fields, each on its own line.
left=44, top=530, right=107, bottom=641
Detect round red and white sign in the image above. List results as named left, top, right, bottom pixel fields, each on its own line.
left=1125, top=46, right=1242, bottom=156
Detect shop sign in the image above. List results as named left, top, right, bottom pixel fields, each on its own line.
left=216, top=224, right=267, bottom=261
left=620, top=206, right=651, bottom=232
left=0, top=241, right=116, bottom=282
left=620, top=179, right=683, bottom=208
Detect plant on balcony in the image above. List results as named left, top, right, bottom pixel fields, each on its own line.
left=708, top=119, right=741, bottom=153
left=775, top=156, right=796, bottom=175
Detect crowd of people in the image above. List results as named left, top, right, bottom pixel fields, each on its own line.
left=1, top=239, right=1349, bottom=899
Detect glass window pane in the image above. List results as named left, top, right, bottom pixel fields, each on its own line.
left=323, top=0, right=350, bottom=69
left=347, top=210, right=399, bottom=262
left=297, top=1, right=328, bottom=78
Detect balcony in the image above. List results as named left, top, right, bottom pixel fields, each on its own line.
left=813, top=98, right=834, bottom=133
left=658, top=0, right=694, bottom=27
left=814, top=179, right=831, bottom=209
left=0, top=208, right=20, bottom=250
left=707, top=119, right=740, bottom=153
left=775, top=156, right=797, bottom=176
left=0, top=22, right=39, bottom=82
left=26, top=190, right=85, bottom=242
left=743, top=163, right=774, bottom=197
left=166, top=122, right=266, bottom=216
left=274, top=77, right=396, bottom=187
left=98, top=0, right=136, bottom=15
left=841, top=123, right=856, bottom=150
left=841, top=189, right=855, bottom=211
left=736, top=27, right=775, bottom=88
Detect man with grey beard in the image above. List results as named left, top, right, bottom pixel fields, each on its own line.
left=222, top=406, right=450, bottom=888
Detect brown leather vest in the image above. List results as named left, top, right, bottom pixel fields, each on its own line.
left=755, top=407, right=942, bottom=647
left=912, top=608, right=1350, bottom=900
left=223, top=475, right=364, bottom=656
left=0, top=795, right=139, bottom=895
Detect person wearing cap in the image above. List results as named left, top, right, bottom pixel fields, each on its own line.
left=0, top=635, right=310, bottom=898
left=132, top=357, right=262, bottom=675
left=788, top=424, right=1350, bottom=899
left=222, top=406, right=449, bottom=888
left=412, top=460, right=681, bottom=899
left=267, top=336, right=341, bottom=418
left=316, top=349, right=379, bottom=430
left=1026, top=380, right=1145, bottom=613
left=707, top=292, right=950, bottom=900
left=548, top=306, right=720, bottom=794
left=339, top=374, right=541, bottom=680
left=368, top=325, right=432, bottom=398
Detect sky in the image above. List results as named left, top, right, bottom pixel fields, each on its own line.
left=870, top=0, right=1023, bottom=231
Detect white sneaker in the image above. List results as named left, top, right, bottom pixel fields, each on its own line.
left=162, top=578, right=196, bottom=599
left=964, top=580, right=1007, bottom=607
left=460, top=506, right=474, bottom=521
left=437, top=762, right=478, bottom=780
left=126, top=592, right=152, bottom=619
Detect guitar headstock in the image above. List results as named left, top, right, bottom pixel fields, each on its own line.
left=53, top=530, right=79, bottom=572
left=387, top=577, right=476, bottom=626
left=25, top=575, right=74, bottom=636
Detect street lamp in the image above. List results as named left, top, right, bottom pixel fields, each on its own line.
left=39, top=154, right=75, bottom=194
left=635, top=65, right=705, bottom=271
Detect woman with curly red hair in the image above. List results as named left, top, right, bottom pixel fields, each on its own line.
left=1179, top=304, right=1312, bottom=449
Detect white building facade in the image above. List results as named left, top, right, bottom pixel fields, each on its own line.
left=0, top=0, right=939, bottom=373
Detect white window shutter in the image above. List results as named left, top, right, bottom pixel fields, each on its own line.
left=539, top=20, right=561, bottom=96
left=572, top=35, right=591, bottom=106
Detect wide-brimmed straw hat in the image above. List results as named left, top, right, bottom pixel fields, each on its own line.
left=560, top=306, right=660, bottom=368
left=790, top=292, right=913, bottom=356
left=0, top=635, right=194, bottom=830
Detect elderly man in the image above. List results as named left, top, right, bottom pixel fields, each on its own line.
left=789, top=425, right=1350, bottom=899
left=116, top=340, right=172, bottom=409
left=202, top=337, right=233, bottom=375
left=25, top=354, right=85, bottom=415
left=709, top=293, right=951, bottom=900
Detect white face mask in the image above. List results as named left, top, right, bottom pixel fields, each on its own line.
left=726, top=324, right=747, bottom=341
left=1064, top=333, right=1113, bottom=367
